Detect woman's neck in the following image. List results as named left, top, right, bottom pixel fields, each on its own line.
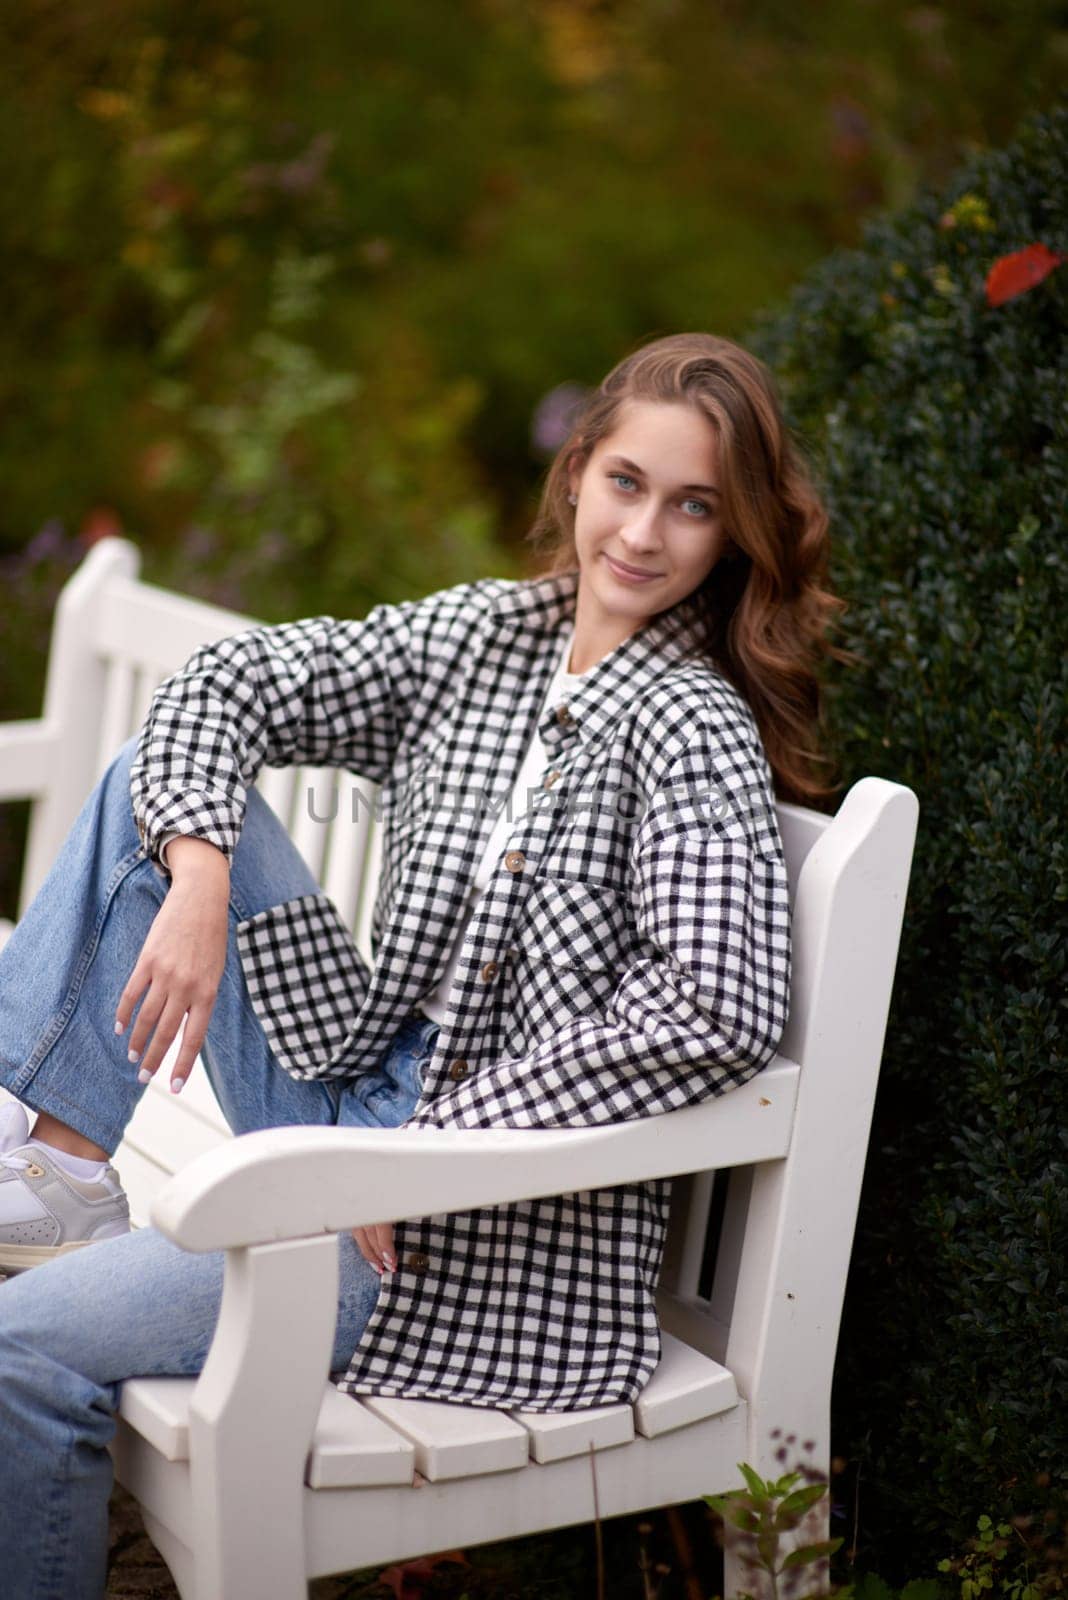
left=567, top=594, right=643, bottom=675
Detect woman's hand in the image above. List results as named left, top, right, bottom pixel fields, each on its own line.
left=352, top=1222, right=397, bottom=1275
left=115, top=837, right=230, bottom=1094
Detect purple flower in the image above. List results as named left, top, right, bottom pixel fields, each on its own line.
left=530, top=383, right=590, bottom=457
left=24, top=520, right=71, bottom=567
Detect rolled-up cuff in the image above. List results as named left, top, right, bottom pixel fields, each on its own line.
left=132, top=787, right=241, bottom=873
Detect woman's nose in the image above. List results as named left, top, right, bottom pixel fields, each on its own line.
left=620, top=502, right=662, bottom=549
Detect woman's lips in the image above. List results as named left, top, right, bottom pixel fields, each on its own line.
left=604, top=553, right=661, bottom=583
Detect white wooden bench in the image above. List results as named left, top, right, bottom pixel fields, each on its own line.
left=0, top=536, right=919, bottom=1599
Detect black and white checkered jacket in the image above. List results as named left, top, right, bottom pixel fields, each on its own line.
left=131, top=568, right=791, bottom=1411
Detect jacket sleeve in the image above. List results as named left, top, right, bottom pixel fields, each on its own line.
left=129, top=601, right=419, bottom=874
left=412, top=714, right=792, bottom=1130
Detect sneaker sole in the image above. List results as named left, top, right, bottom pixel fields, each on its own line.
left=0, top=1238, right=118, bottom=1273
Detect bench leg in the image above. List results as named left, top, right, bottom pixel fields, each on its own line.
left=188, top=1235, right=339, bottom=1599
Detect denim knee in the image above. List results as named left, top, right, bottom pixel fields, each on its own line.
left=0, top=1318, right=117, bottom=1433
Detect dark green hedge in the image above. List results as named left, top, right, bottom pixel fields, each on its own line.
left=750, top=106, right=1067, bottom=1581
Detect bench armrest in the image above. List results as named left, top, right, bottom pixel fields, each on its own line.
left=150, top=1059, right=799, bottom=1251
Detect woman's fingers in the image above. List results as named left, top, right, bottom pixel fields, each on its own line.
left=116, top=878, right=229, bottom=1094
left=169, top=1003, right=212, bottom=1094
left=124, top=978, right=168, bottom=1068
left=352, top=1228, right=380, bottom=1272
left=118, top=984, right=208, bottom=1092
left=114, top=959, right=151, bottom=1042
left=352, top=1222, right=396, bottom=1274
left=132, top=995, right=188, bottom=1083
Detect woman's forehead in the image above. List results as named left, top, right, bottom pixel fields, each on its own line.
left=595, top=398, right=720, bottom=475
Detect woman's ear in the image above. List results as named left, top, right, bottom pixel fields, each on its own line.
left=566, top=449, right=585, bottom=502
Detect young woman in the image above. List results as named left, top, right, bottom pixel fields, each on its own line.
left=0, top=332, right=841, bottom=1599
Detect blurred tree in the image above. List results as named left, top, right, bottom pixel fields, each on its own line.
left=2, top=0, right=1064, bottom=613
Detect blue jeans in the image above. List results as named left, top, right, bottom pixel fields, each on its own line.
left=0, top=735, right=440, bottom=1600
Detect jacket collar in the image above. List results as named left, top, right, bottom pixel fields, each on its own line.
left=488, top=568, right=709, bottom=757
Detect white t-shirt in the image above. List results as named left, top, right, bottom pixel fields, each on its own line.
left=417, top=623, right=592, bottom=1025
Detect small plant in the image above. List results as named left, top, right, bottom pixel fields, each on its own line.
left=937, top=1510, right=1065, bottom=1600
left=705, top=1461, right=844, bottom=1600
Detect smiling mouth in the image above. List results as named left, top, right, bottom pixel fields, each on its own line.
left=605, top=554, right=661, bottom=579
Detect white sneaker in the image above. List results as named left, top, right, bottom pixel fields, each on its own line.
left=0, top=1130, right=130, bottom=1274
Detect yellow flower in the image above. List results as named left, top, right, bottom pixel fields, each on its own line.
left=946, top=191, right=995, bottom=232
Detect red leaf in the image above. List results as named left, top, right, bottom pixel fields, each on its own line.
left=377, top=1550, right=469, bottom=1599
left=985, top=243, right=1065, bottom=307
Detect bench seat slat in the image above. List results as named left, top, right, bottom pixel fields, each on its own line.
left=509, top=1400, right=634, bottom=1462
left=119, top=1377, right=192, bottom=1460
left=359, top=1395, right=531, bottom=1481
left=633, top=1331, right=739, bottom=1438
left=307, top=1385, right=418, bottom=1488
left=118, top=1378, right=418, bottom=1488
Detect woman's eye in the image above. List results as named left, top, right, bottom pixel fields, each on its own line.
left=606, top=475, right=710, bottom=516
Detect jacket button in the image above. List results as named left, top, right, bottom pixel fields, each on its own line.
left=555, top=703, right=575, bottom=727
left=542, top=769, right=562, bottom=790
left=504, top=850, right=525, bottom=873
left=448, top=1058, right=469, bottom=1081
left=480, top=960, right=499, bottom=982
left=406, top=1251, right=430, bottom=1273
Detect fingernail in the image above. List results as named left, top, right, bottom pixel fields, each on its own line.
left=114, top=1020, right=124, bottom=1035
left=128, top=1049, right=139, bottom=1064
left=373, top=1262, right=383, bottom=1275
left=171, top=1078, right=185, bottom=1095
left=384, top=1253, right=396, bottom=1270
left=137, top=1068, right=151, bottom=1085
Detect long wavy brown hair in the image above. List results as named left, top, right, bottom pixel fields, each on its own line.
left=526, top=332, right=848, bottom=806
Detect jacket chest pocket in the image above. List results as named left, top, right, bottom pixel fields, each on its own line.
left=505, top=877, right=632, bottom=1053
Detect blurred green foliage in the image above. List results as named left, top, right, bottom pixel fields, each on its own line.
left=753, top=106, right=1068, bottom=1586
left=1, top=0, right=1065, bottom=639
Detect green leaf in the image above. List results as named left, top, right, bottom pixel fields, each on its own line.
left=782, top=1537, right=842, bottom=1567
left=739, top=1462, right=771, bottom=1500
left=777, top=1483, right=829, bottom=1517
left=773, top=1509, right=805, bottom=1533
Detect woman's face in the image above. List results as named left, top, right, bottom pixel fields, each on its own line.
left=568, top=399, right=729, bottom=652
